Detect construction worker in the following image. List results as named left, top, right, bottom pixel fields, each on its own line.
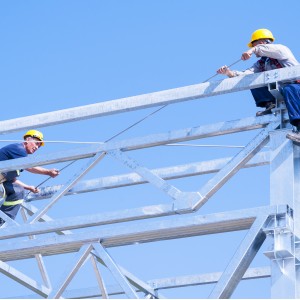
left=0, top=130, right=59, bottom=226
left=216, top=28, right=300, bottom=142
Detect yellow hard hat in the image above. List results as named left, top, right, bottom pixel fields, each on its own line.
left=23, top=129, right=44, bottom=146
left=248, top=28, right=275, bottom=47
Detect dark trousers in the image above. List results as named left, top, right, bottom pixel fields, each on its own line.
left=251, top=84, right=300, bottom=126
left=281, top=84, right=300, bottom=126
left=0, top=181, right=24, bottom=225
left=250, top=87, right=276, bottom=107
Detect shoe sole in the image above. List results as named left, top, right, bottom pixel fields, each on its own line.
left=256, top=110, right=273, bottom=117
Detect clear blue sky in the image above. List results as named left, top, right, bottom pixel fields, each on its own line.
left=0, top=0, right=299, bottom=298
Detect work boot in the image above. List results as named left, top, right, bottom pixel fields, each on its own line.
left=286, top=130, right=300, bottom=143
left=256, top=102, right=276, bottom=117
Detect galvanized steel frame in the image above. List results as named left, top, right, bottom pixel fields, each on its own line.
left=0, top=66, right=300, bottom=298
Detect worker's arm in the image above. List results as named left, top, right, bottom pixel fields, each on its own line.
left=241, top=47, right=256, bottom=61
left=14, top=179, right=39, bottom=193
left=26, top=167, right=60, bottom=178
left=217, top=46, right=257, bottom=77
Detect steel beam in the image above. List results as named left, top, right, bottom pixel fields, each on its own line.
left=20, top=208, right=52, bottom=289
left=148, top=266, right=271, bottom=290
left=22, top=202, right=73, bottom=235
left=90, top=255, right=108, bottom=299
left=0, top=69, right=299, bottom=299
left=209, top=214, right=269, bottom=298
left=92, top=243, right=139, bottom=298
left=0, top=206, right=288, bottom=261
left=0, top=66, right=298, bottom=134
left=0, top=114, right=279, bottom=173
left=108, top=149, right=183, bottom=200
left=0, top=260, right=50, bottom=297
left=26, top=151, right=106, bottom=224
left=48, top=244, right=94, bottom=299
left=26, top=151, right=270, bottom=201
left=267, top=130, right=300, bottom=298
left=0, top=210, right=19, bottom=226
left=0, top=206, right=281, bottom=241
left=7, top=266, right=271, bottom=299
left=178, top=121, right=280, bottom=211
left=90, top=250, right=162, bottom=298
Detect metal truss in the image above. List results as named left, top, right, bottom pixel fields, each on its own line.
left=0, top=66, right=300, bottom=298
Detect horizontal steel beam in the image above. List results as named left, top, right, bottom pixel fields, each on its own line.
left=0, top=115, right=278, bottom=173
left=26, top=151, right=270, bottom=201
left=0, top=205, right=288, bottom=261
left=8, top=266, right=270, bottom=299
left=149, top=266, right=271, bottom=290
left=0, top=66, right=298, bottom=134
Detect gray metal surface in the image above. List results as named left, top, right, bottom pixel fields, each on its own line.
left=7, top=267, right=271, bottom=299
left=48, top=244, right=95, bottom=298
left=267, top=130, right=300, bottom=298
left=0, top=65, right=298, bottom=134
left=26, top=151, right=270, bottom=201
left=92, top=243, right=139, bottom=298
left=209, top=214, right=269, bottom=298
left=0, top=205, right=288, bottom=261
left=0, top=67, right=299, bottom=298
left=0, top=114, right=279, bottom=173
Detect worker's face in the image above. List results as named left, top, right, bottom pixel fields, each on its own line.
left=251, top=39, right=267, bottom=47
left=24, top=137, right=42, bottom=154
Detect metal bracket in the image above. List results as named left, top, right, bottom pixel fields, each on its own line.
left=263, top=212, right=298, bottom=267
left=267, top=82, right=286, bottom=128
left=265, top=69, right=280, bottom=83
left=268, top=81, right=284, bottom=102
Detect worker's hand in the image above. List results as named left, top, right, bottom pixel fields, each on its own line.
left=217, top=66, right=235, bottom=78
left=241, top=49, right=254, bottom=60
left=27, top=186, right=40, bottom=193
left=217, top=65, right=230, bottom=75
left=48, top=169, right=60, bottom=178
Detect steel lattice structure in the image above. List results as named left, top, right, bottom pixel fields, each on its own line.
left=0, top=66, right=300, bottom=298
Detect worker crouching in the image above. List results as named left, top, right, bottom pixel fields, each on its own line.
left=217, top=28, right=300, bottom=143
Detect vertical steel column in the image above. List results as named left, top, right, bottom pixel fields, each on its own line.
left=268, top=130, right=300, bottom=298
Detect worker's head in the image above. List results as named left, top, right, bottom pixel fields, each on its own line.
left=248, top=29, right=275, bottom=48
left=23, top=129, right=44, bottom=154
